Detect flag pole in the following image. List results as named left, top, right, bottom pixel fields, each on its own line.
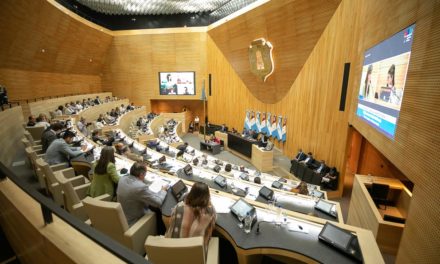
left=202, top=80, right=206, bottom=141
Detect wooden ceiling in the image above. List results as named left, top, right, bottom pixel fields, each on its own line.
left=208, top=0, right=341, bottom=103
left=0, top=0, right=112, bottom=75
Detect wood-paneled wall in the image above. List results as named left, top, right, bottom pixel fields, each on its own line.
left=0, top=0, right=112, bottom=75
left=150, top=99, right=204, bottom=127
left=102, top=32, right=207, bottom=110
left=207, top=0, right=362, bottom=196
left=208, top=0, right=340, bottom=103
left=0, top=69, right=102, bottom=101
left=0, top=106, right=24, bottom=166
left=346, top=0, right=440, bottom=262
left=0, top=0, right=112, bottom=101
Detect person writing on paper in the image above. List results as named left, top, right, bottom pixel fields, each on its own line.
left=44, top=130, right=87, bottom=165
left=117, top=162, right=168, bottom=226
left=166, top=182, right=216, bottom=248
left=88, top=146, right=120, bottom=199
left=387, top=64, right=403, bottom=105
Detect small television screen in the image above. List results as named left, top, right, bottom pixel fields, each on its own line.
left=356, top=24, right=415, bottom=138
left=159, top=72, right=195, bottom=95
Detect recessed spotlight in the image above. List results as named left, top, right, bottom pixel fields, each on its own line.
left=89, top=58, right=93, bottom=62
left=41, top=49, right=45, bottom=53
left=131, top=18, right=136, bottom=22
left=73, top=4, right=78, bottom=9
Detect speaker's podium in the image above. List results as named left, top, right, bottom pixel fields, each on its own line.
left=251, top=144, right=273, bottom=172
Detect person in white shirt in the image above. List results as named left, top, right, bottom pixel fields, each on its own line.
left=35, top=114, right=50, bottom=129
left=194, top=116, right=200, bottom=131
left=77, top=117, right=90, bottom=137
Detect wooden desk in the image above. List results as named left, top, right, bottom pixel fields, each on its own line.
left=347, top=174, right=412, bottom=255
left=214, top=131, right=228, bottom=150
left=251, top=144, right=273, bottom=172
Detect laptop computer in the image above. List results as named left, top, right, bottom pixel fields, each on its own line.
left=318, top=222, right=363, bottom=263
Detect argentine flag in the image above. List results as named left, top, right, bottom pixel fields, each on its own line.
left=281, top=117, right=287, bottom=142
left=270, top=115, right=278, bottom=138
left=260, top=112, right=267, bottom=134
left=276, top=115, right=283, bottom=141
left=255, top=112, right=261, bottom=132
left=265, top=112, right=272, bottom=136
left=244, top=110, right=250, bottom=130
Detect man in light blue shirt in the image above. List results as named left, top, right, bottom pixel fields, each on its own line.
left=44, top=130, right=85, bottom=165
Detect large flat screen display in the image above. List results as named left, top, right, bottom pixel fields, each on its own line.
left=356, top=24, right=415, bottom=138
left=159, top=72, right=195, bottom=95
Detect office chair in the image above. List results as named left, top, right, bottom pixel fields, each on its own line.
left=145, top=236, right=219, bottom=264
left=83, top=197, right=157, bottom=255
left=371, top=183, right=390, bottom=209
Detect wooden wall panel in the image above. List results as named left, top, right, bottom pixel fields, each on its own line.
left=346, top=0, right=440, bottom=262
left=357, top=139, right=408, bottom=182
left=208, top=0, right=341, bottom=103
left=0, top=69, right=102, bottom=101
left=0, top=106, right=24, bottom=166
left=150, top=99, right=204, bottom=127
left=207, top=0, right=362, bottom=196
left=0, top=0, right=112, bottom=75
left=102, top=32, right=207, bottom=110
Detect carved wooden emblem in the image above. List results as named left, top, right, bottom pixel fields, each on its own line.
left=248, top=38, right=274, bottom=82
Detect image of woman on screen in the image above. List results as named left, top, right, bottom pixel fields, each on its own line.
left=165, top=74, right=177, bottom=95
left=363, top=64, right=373, bottom=100
left=387, top=64, right=403, bottom=106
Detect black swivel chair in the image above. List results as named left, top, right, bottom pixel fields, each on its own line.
left=290, top=160, right=299, bottom=176
left=296, top=163, right=306, bottom=180
left=371, top=183, right=390, bottom=209
left=302, top=168, right=314, bottom=183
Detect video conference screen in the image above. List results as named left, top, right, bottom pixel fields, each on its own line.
left=159, top=72, right=195, bottom=95
left=356, top=24, right=415, bottom=139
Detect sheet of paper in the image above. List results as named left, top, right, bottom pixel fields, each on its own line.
left=211, top=195, right=234, bottom=213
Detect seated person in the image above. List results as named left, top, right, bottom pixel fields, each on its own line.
left=210, top=135, right=220, bottom=144
left=220, top=123, right=227, bottom=132
left=294, top=148, right=307, bottom=162
left=147, top=139, right=160, bottom=149
left=223, top=163, right=233, bottom=177
left=231, top=128, right=238, bottom=134
left=166, top=182, right=216, bottom=249
left=117, top=162, right=168, bottom=226
left=77, top=117, right=91, bottom=137
left=35, top=114, right=50, bottom=129
left=41, top=122, right=64, bottom=153
left=91, top=130, right=115, bottom=146
left=300, top=152, right=314, bottom=167
left=315, top=160, right=330, bottom=175
left=88, top=147, right=120, bottom=199
left=258, top=134, right=268, bottom=148
left=192, top=158, right=199, bottom=166
left=321, top=167, right=339, bottom=190
left=176, top=142, right=189, bottom=152
left=250, top=130, right=259, bottom=140
left=188, top=121, right=195, bottom=133
left=239, top=165, right=248, bottom=174
left=54, top=105, right=63, bottom=116
left=95, top=117, right=106, bottom=129
left=136, top=117, right=144, bottom=128
left=176, top=150, right=186, bottom=162
left=115, top=143, right=143, bottom=162
left=27, top=115, right=36, bottom=127
left=45, top=130, right=86, bottom=165
left=291, top=181, right=309, bottom=195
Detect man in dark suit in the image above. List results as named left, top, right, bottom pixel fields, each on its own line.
left=300, top=152, right=315, bottom=167
left=315, top=160, right=330, bottom=175
left=220, top=124, right=227, bottom=132
left=294, top=149, right=307, bottom=162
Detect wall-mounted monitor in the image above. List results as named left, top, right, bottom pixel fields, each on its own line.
left=356, top=24, right=415, bottom=139
left=159, top=72, right=195, bottom=95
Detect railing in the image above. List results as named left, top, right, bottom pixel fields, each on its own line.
left=8, top=91, right=114, bottom=104
left=0, top=161, right=149, bottom=264
left=0, top=102, right=20, bottom=111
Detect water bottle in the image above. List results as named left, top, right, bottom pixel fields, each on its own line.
left=244, top=212, right=252, bottom=233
